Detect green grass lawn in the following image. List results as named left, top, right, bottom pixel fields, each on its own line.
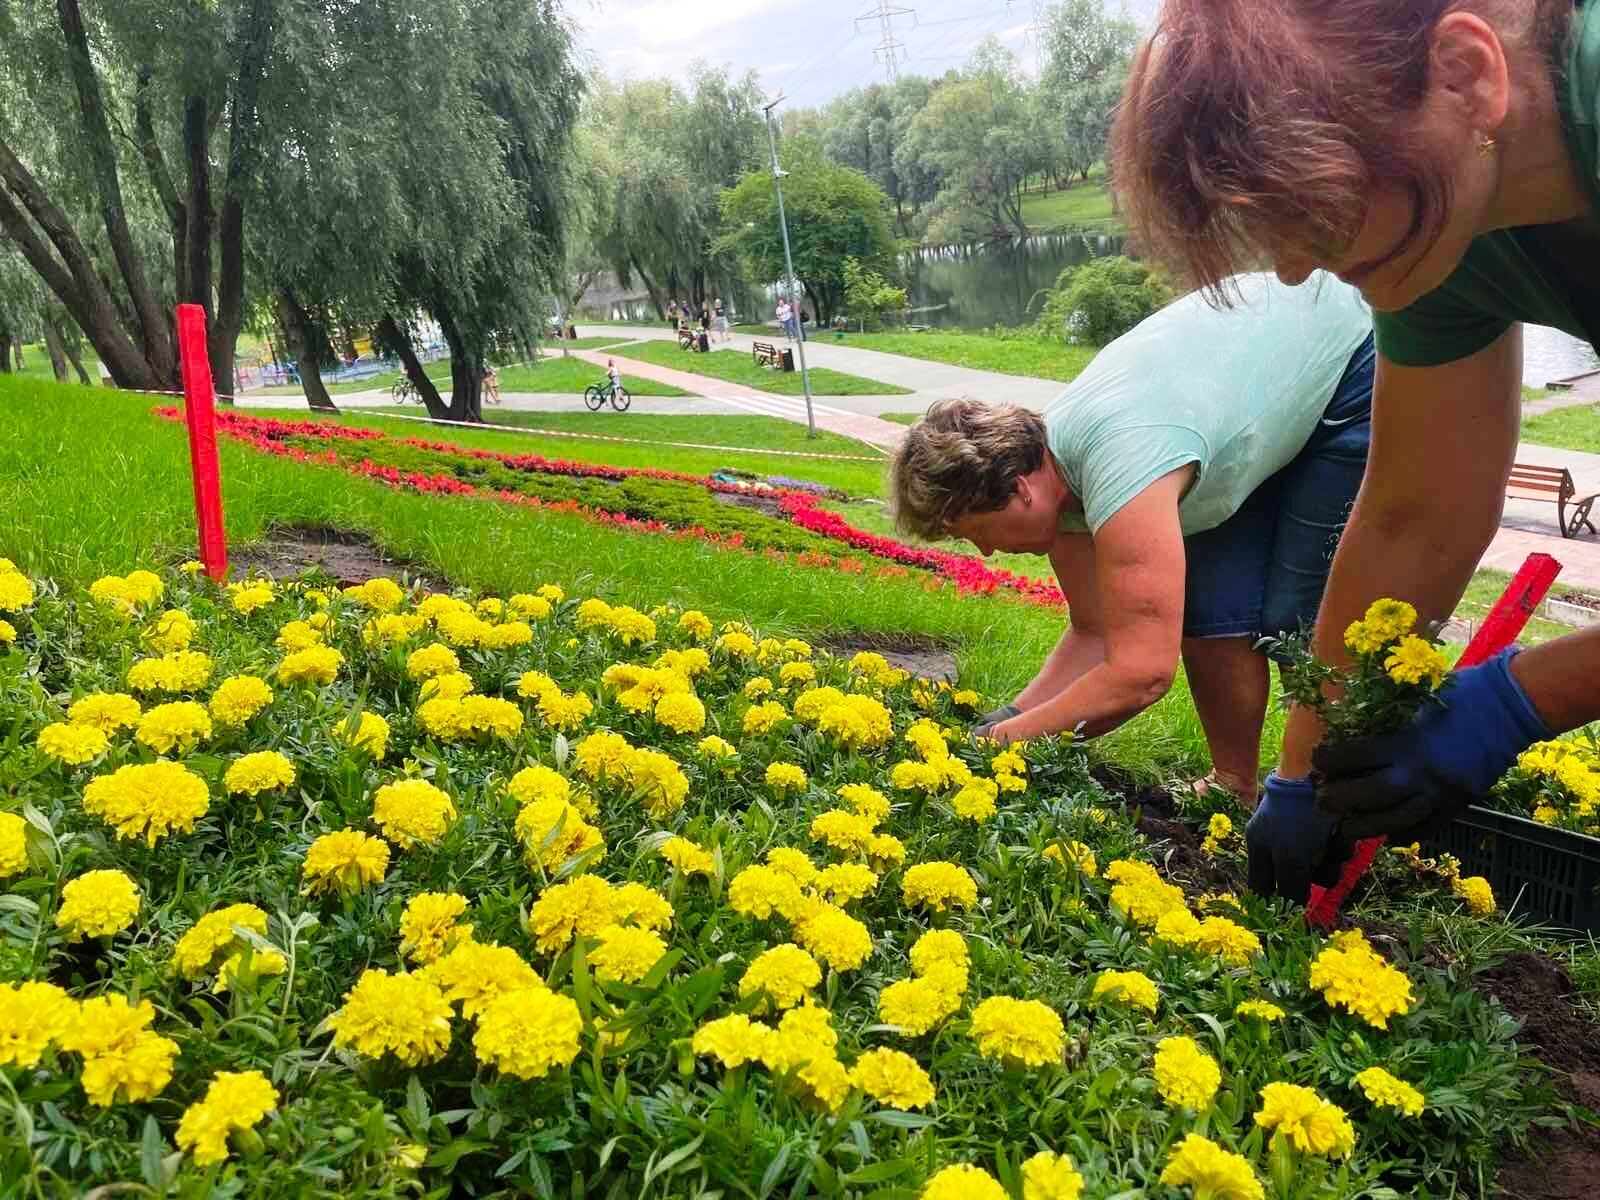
left=558, top=336, right=635, bottom=350
left=496, top=357, right=687, bottom=396
left=1020, top=178, right=1121, bottom=233
left=825, top=329, right=1094, bottom=383
left=880, top=412, right=922, bottom=425
left=1520, top=401, right=1600, bottom=452
left=611, top=342, right=910, bottom=396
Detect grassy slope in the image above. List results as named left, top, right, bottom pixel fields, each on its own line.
left=611, top=342, right=910, bottom=396
left=1019, top=179, right=1121, bottom=233
left=820, top=330, right=1094, bottom=384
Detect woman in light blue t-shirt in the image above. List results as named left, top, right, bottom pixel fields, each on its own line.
left=889, top=274, right=1372, bottom=803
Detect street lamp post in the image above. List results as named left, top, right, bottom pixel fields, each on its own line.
left=761, top=93, right=816, bottom=437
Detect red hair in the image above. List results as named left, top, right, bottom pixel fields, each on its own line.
left=1111, top=0, right=1573, bottom=293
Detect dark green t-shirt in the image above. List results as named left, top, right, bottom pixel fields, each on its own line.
left=1374, top=1, right=1600, bottom=366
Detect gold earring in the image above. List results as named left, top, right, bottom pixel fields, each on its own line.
left=1477, top=134, right=1497, bottom=157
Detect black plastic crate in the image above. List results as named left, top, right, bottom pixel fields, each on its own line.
left=1421, top=806, right=1600, bottom=933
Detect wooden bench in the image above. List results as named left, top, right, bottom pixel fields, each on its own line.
left=1506, top=462, right=1600, bottom=538
left=752, top=340, right=784, bottom=369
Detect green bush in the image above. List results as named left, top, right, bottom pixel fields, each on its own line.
left=1034, top=256, right=1172, bottom=347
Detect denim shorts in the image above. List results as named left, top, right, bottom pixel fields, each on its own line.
left=1181, top=334, right=1374, bottom=652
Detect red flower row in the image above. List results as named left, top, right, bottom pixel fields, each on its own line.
left=154, top=407, right=1063, bottom=607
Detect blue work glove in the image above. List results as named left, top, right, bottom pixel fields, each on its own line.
left=1312, top=648, right=1552, bottom=842
left=1246, top=771, right=1346, bottom=904
left=974, top=703, right=1022, bottom=741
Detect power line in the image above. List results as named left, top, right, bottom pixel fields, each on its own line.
left=855, top=2, right=915, bottom=83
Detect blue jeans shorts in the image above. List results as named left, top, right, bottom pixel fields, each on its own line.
left=1181, top=334, right=1375, bottom=655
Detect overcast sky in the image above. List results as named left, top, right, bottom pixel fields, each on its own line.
left=571, top=0, right=1159, bottom=111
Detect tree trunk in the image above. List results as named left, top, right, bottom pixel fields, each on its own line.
left=135, top=65, right=187, bottom=303
left=42, top=319, right=69, bottom=381
left=0, top=333, right=13, bottom=372
left=275, top=286, right=335, bottom=412
left=56, top=0, right=174, bottom=382
left=376, top=313, right=448, bottom=420
left=182, top=94, right=213, bottom=318
left=629, top=253, right=666, bottom=320
left=49, top=316, right=90, bottom=384
left=435, top=305, right=483, bottom=423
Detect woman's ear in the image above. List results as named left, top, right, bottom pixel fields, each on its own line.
left=1014, top=475, right=1033, bottom=508
left=1430, top=11, right=1511, bottom=135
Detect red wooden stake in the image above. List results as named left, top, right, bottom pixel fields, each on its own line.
left=177, top=304, right=229, bottom=581
left=1304, top=552, right=1564, bottom=927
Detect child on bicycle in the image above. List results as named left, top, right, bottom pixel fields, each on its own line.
left=607, top=359, right=622, bottom=399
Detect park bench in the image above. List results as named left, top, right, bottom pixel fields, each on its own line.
left=676, top=327, right=697, bottom=351
left=1506, top=462, right=1600, bottom=538
left=752, top=340, right=784, bottom=369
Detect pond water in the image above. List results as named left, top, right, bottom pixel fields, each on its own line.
left=903, top=233, right=1599, bottom=388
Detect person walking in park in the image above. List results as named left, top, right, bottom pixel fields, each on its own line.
left=666, top=299, right=678, bottom=329
left=890, top=273, right=1374, bottom=804
left=1112, top=0, right=1600, bottom=900
left=776, top=296, right=793, bottom=341
left=713, top=297, right=730, bottom=343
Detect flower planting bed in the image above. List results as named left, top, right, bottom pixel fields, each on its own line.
left=0, top=559, right=1564, bottom=1196
left=157, top=408, right=1065, bottom=609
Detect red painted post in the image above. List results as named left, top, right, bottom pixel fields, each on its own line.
left=176, top=304, right=229, bottom=581
left=1304, top=552, right=1564, bottom=927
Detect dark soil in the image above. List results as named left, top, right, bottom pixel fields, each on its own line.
left=1551, top=590, right=1600, bottom=613
left=1091, top=768, right=1244, bottom=894
left=712, top=491, right=785, bottom=519
left=817, top=632, right=958, bottom=684
left=229, top=524, right=443, bottom=589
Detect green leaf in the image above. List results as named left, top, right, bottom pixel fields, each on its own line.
left=139, top=1116, right=164, bottom=1190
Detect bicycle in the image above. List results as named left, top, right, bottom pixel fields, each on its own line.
left=391, top=375, right=418, bottom=404
left=583, top=381, right=631, bottom=412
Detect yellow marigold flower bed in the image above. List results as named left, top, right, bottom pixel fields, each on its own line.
left=224, top=750, right=296, bottom=796
left=1352, top=1066, right=1426, bottom=1117
left=473, top=986, right=582, bottom=1079
left=900, top=861, right=978, bottom=912
left=1153, top=1035, right=1221, bottom=1111
left=302, top=829, right=390, bottom=895
left=329, top=968, right=453, bottom=1064
left=82, top=761, right=210, bottom=844
left=1091, top=969, right=1159, bottom=1014
left=60, top=994, right=179, bottom=1106
left=37, top=721, right=109, bottom=765
left=372, top=779, right=458, bottom=848
left=67, top=691, right=142, bottom=732
left=968, top=995, right=1064, bottom=1066
left=1254, top=1081, right=1357, bottom=1158
left=209, top=674, right=274, bottom=725
left=1159, top=1133, right=1263, bottom=1200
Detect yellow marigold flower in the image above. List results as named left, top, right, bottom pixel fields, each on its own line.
left=417, top=593, right=472, bottom=623
left=837, top=783, right=891, bottom=823
left=421, top=670, right=475, bottom=702
left=1308, top=938, right=1415, bottom=1029
left=1343, top=620, right=1388, bottom=656
left=901, top=861, right=978, bottom=912
left=1092, top=969, right=1159, bottom=1013
left=740, top=944, right=822, bottom=1011
left=175, top=1069, right=279, bottom=1165
left=453, top=694, right=524, bottom=740
left=654, top=691, right=706, bottom=734
left=1043, top=840, right=1098, bottom=876
left=508, top=765, right=572, bottom=808
left=0, top=619, right=14, bottom=644
left=889, top=759, right=944, bottom=794
left=0, top=980, right=74, bottom=1068
left=37, top=721, right=109, bottom=765
left=1352, top=1066, right=1426, bottom=1117
left=135, top=700, right=212, bottom=754
left=810, top=808, right=879, bottom=853
left=1453, top=874, right=1496, bottom=916
left=274, top=619, right=322, bottom=652
left=515, top=795, right=604, bottom=871
left=1154, top=1035, right=1222, bottom=1111
left=779, top=661, right=816, bottom=686
left=628, top=748, right=690, bottom=818
left=589, top=923, right=668, bottom=983
left=0, top=811, right=27, bottom=878
left=990, top=748, right=1027, bottom=776
left=795, top=902, right=873, bottom=971
left=1235, top=999, right=1287, bottom=1022
left=1194, top=916, right=1264, bottom=966
left=612, top=882, right=674, bottom=931
left=693, top=1013, right=775, bottom=1067
left=343, top=577, right=404, bottom=612
left=910, top=929, right=970, bottom=978
left=1254, top=1081, right=1357, bottom=1158
left=1363, top=597, right=1418, bottom=642
left=765, top=847, right=817, bottom=884
left=1208, top=811, right=1234, bottom=840
left=302, top=829, right=390, bottom=895
left=172, top=903, right=271, bottom=979
left=0, top=569, right=34, bottom=612
left=507, top=592, right=553, bottom=620
left=60, top=994, right=178, bottom=1106
left=728, top=864, right=808, bottom=921
left=56, top=869, right=140, bottom=940
left=373, top=779, right=458, bottom=849
left=815, top=862, right=879, bottom=905
left=697, top=734, right=738, bottom=760
left=224, top=750, right=295, bottom=797
left=604, top=604, right=656, bottom=645
left=329, top=968, right=452, bottom=1065
left=1159, top=1134, right=1263, bottom=1200
left=473, top=986, right=582, bottom=1079
left=528, top=875, right=617, bottom=953
left=128, top=650, right=214, bottom=693
left=655, top=647, right=711, bottom=679
left=146, top=608, right=196, bottom=652
left=209, top=674, right=274, bottom=725
left=1384, top=635, right=1449, bottom=688
left=867, top=832, right=907, bottom=868
left=793, top=686, right=846, bottom=725
left=1022, top=1151, right=1085, bottom=1200
left=480, top=620, right=533, bottom=650
left=83, top=760, right=210, bottom=844
left=1534, top=803, right=1560, bottom=824
left=539, top=688, right=594, bottom=731
left=229, top=581, right=276, bottom=614
left=362, top=612, right=424, bottom=646
left=1107, top=859, right=1190, bottom=928
left=969, top=995, right=1064, bottom=1066
left=879, top=976, right=962, bottom=1035
left=851, top=1047, right=935, bottom=1109
left=765, top=761, right=808, bottom=795
left=333, top=710, right=389, bottom=758
left=276, top=645, right=342, bottom=686
left=574, top=730, right=635, bottom=783
left=742, top=699, right=788, bottom=735
left=425, top=940, right=542, bottom=1017
left=921, top=1164, right=1006, bottom=1200
left=68, top=692, right=141, bottom=732
left=677, top=609, right=712, bottom=639
left=399, top=892, right=471, bottom=964
left=659, top=836, right=715, bottom=876
left=951, top=778, right=999, bottom=822
left=214, top=946, right=288, bottom=993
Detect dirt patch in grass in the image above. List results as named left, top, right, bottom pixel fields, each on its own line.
left=1097, top=774, right=1244, bottom=893
left=817, top=632, right=958, bottom=684
left=713, top=491, right=785, bottom=519
left=230, top=524, right=443, bottom=589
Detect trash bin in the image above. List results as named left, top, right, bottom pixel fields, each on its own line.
left=780, top=348, right=795, bottom=372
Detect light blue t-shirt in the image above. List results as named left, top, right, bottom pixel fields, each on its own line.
left=1045, top=272, right=1372, bottom=536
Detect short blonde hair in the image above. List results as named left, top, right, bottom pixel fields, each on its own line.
left=889, top=399, right=1048, bottom=541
